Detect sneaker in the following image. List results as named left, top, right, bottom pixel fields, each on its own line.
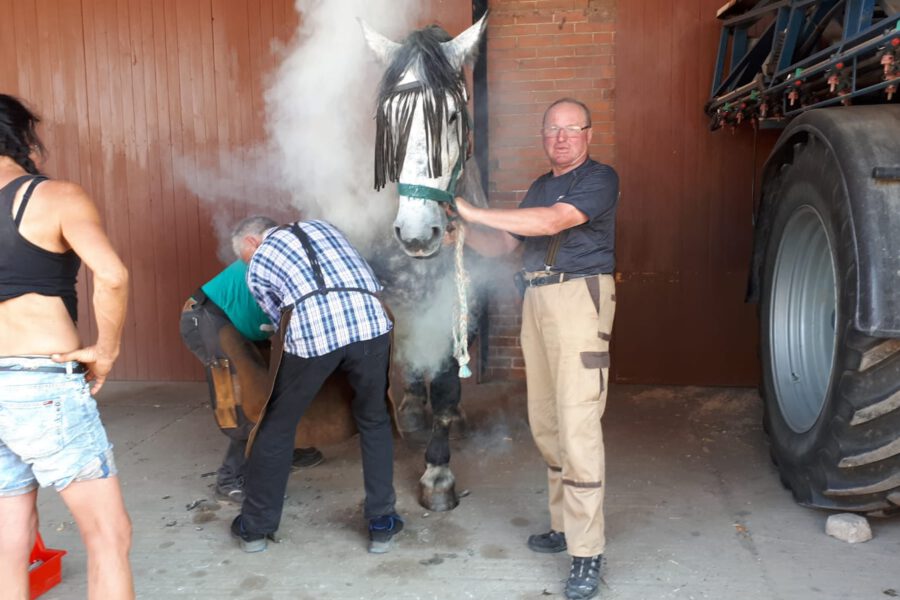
left=527, top=529, right=567, bottom=553
left=368, top=513, right=404, bottom=554
left=230, top=515, right=268, bottom=553
left=565, top=555, right=602, bottom=600
left=291, top=447, right=324, bottom=470
left=215, top=483, right=245, bottom=504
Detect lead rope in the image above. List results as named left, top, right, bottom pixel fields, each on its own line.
left=452, top=224, right=472, bottom=378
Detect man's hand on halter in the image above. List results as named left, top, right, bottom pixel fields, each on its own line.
left=451, top=196, right=476, bottom=222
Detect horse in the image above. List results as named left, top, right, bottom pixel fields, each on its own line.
left=362, top=15, right=489, bottom=512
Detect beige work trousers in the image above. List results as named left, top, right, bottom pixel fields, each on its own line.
left=521, top=274, right=616, bottom=558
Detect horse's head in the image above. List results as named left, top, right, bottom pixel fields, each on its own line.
left=363, top=15, right=487, bottom=258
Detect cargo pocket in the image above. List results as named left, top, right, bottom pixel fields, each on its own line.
left=580, top=351, right=610, bottom=393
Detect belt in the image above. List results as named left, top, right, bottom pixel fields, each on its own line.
left=526, top=272, right=598, bottom=288
left=0, top=360, right=87, bottom=374
left=184, top=289, right=227, bottom=318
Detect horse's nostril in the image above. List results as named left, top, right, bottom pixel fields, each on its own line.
left=394, top=226, right=403, bottom=240
left=431, top=227, right=441, bottom=240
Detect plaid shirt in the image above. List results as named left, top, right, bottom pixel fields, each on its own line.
left=246, top=220, right=392, bottom=357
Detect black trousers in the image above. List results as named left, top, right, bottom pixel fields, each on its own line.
left=241, top=332, right=395, bottom=534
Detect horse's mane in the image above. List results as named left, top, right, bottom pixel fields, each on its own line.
left=374, top=25, right=470, bottom=191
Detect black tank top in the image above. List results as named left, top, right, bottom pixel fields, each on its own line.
left=0, top=175, right=81, bottom=322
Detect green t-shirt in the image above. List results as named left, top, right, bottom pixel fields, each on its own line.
left=201, top=260, right=271, bottom=341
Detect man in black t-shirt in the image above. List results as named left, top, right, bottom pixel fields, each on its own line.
left=454, top=98, right=618, bottom=600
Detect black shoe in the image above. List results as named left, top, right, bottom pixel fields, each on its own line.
left=215, top=482, right=245, bottom=504
left=527, top=529, right=567, bottom=553
left=291, top=447, right=324, bottom=470
left=368, top=513, right=404, bottom=554
left=565, top=555, right=602, bottom=600
left=230, top=515, right=268, bottom=553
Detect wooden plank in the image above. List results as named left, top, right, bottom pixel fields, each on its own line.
left=614, top=0, right=763, bottom=385
left=0, top=0, right=17, bottom=90
left=170, top=0, right=203, bottom=334
left=137, top=0, right=174, bottom=379
left=107, top=0, right=138, bottom=378
left=195, top=0, right=222, bottom=277
left=123, top=0, right=158, bottom=379
left=151, top=0, right=197, bottom=380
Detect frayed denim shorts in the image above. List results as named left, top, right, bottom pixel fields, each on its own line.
left=0, top=356, right=117, bottom=496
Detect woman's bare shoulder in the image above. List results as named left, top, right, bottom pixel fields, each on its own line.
left=38, top=179, right=91, bottom=203
left=35, top=179, right=101, bottom=222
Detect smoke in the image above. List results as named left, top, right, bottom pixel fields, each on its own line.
left=181, top=0, right=514, bottom=376
left=181, top=0, right=424, bottom=253
left=261, top=0, right=428, bottom=249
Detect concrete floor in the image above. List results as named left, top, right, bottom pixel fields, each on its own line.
left=34, top=380, right=900, bottom=600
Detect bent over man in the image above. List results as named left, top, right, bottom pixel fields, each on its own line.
left=454, top=97, right=618, bottom=600
left=180, top=216, right=323, bottom=504
left=231, top=218, right=402, bottom=554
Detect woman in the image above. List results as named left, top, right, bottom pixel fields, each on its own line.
left=0, top=94, right=133, bottom=599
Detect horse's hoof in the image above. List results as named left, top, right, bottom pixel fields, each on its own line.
left=397, top=394, right=427, bottom=433
left=418, top=464, right=459, bottom=512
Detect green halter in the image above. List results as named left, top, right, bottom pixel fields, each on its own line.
left=396, top=152, right=464, bottom=208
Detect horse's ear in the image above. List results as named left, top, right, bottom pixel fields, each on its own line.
left=441, top=12, right=488, bottom=71
left=359, top=18, right=401, bottom=65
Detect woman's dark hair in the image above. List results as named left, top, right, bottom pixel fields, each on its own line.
left=0, top=94, right=44, bottom=175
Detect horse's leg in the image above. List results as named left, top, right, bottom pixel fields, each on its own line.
left=430, top=358, right=468, bottom=439
left=418, top=358, right=461, bottom=512
left=397, top=371, right=427, bottom=434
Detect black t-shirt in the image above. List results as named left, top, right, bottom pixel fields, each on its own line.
left=0, top=175, right=81, bottom=322
left=518, top=158, right=618, bottom=274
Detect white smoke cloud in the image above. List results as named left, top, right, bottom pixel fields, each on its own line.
left=181, top=0, right=423, bottom=253
left=262, top=0, right=425, bottom=250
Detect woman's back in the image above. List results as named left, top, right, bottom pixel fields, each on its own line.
left=0, top=171, right=82, bottom=356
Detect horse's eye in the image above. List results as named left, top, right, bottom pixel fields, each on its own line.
left=448, top=112, right=458, bottom=124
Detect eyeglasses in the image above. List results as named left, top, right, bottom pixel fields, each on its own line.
left=541, top=124, right=590, bottom=137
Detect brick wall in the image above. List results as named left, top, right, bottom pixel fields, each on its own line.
left=482, top=0, right=616, bottom=380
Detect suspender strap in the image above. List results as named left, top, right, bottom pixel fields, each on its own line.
left=542, top=169, right=582, bottom=270
left=287, top=223, right=382, bottom=305
left=290, top=223, right=327, bottom=291
left=13, top=176, right=48, bottom=228
left=543, top=234, right=563, bottom=270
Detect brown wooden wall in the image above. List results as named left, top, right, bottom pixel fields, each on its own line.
left=614, top=0, right=778, bottom=385
left=0, top=0, right=301, bottom=380
left=0, top=0, right=469, bottom=381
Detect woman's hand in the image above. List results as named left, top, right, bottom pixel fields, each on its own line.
left=52, top=346, right=116, bottom=394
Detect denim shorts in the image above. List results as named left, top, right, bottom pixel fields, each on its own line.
left=0, top=356, right=117, bottom=496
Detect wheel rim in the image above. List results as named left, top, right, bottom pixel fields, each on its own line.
left=769, top=204, right=837, bottom=433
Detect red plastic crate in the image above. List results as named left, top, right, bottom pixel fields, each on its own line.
left=28, top=533, right=67, bottom=599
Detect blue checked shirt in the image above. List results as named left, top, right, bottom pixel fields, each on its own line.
left=246, top=220, right=392, bottom=357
